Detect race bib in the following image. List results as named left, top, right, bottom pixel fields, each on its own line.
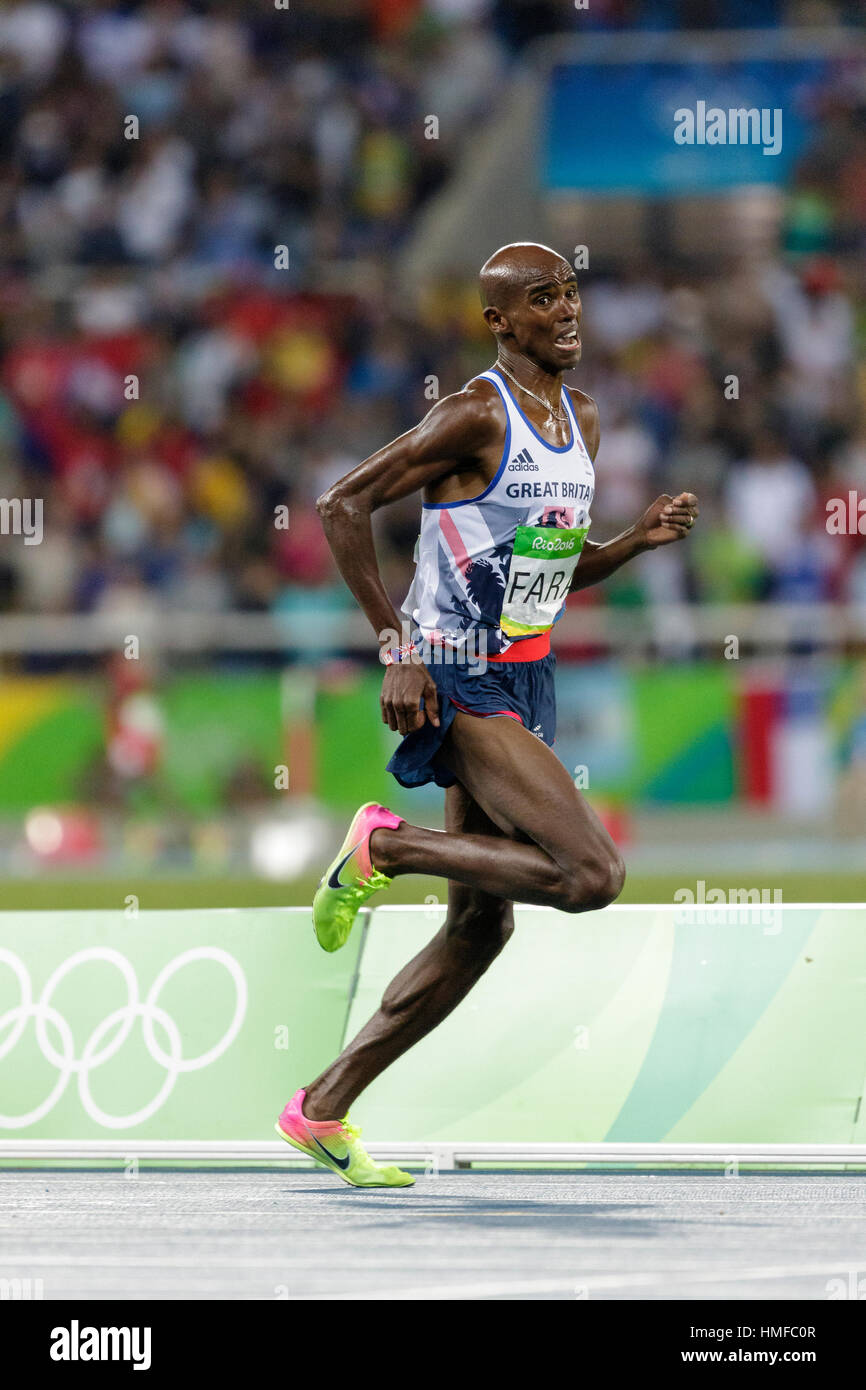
left=500, top=524, right=589, bottom=637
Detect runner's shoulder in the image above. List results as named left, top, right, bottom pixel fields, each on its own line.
left=564, top=385, right=600, bottom=460
left=417, top=376, right=504, bottom=456
left=448, top=374, right=505, bottom=429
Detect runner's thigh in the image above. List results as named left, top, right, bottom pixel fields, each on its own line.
left=440, top=710, right=619, bottom=875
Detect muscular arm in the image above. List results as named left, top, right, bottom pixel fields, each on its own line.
left=316, top=383, right=500, bottom=642
left=316, top=383, right=502, bottom=735
left=566, top=389, right=698, bottom=593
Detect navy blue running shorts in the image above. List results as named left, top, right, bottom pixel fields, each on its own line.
left=386, top=651, right=557, bottom=789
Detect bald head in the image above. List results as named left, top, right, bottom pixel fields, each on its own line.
left=478, top=242, right=582, bottom=369
left=479, top=242, right=573, bottom=312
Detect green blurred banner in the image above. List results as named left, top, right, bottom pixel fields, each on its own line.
left=1, top=905, right=865, bottom=1145
left=350, top=906, right=866, bottom=1144
left=0, top=909, right=359, bottom=1140
left=0, top=661, right=862, bottom=814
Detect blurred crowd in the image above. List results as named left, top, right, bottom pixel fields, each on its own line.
left=0, top=0, right=864, bottom=645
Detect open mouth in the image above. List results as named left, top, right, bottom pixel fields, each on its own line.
left=554, top=329, right=580, bottom=349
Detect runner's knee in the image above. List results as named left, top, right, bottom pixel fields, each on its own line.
left=556, top=849, right=626, bottom=913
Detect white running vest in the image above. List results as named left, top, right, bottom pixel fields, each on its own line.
left=403, top=368, right=595, bottom=657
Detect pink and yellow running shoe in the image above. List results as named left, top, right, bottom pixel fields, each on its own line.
left=312, top=802, right=403, bottom=953
left=275, top=1087, right=414, bottom=1188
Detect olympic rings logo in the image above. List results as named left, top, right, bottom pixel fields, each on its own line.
left=0, top=947, right=247, bottom=1129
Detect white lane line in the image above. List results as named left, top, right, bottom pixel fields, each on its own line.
left=294, top=1261, right=863, bottom=1300
left=5, top=1257, right=860, bottom=1300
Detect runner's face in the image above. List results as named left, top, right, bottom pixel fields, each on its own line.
left=508, top=264, right=582, bottom=372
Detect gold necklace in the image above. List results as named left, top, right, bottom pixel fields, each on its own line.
left=496, top=362, right=568, bottom=424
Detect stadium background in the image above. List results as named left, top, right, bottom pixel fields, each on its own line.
left=0, top=0, right=864, bottom=911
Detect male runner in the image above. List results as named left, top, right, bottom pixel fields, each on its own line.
left=276, top=243, right=698, bottom=1186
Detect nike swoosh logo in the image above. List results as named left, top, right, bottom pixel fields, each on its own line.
left=312, top=1133, right=350, bottom=1169
left=327, top=842, right=362, bottom=890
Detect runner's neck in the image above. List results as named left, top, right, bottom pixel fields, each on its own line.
left=495, top=350, right=566, bottom=414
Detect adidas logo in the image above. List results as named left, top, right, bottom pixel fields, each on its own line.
left=508, top=449, right=537, bottom=471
